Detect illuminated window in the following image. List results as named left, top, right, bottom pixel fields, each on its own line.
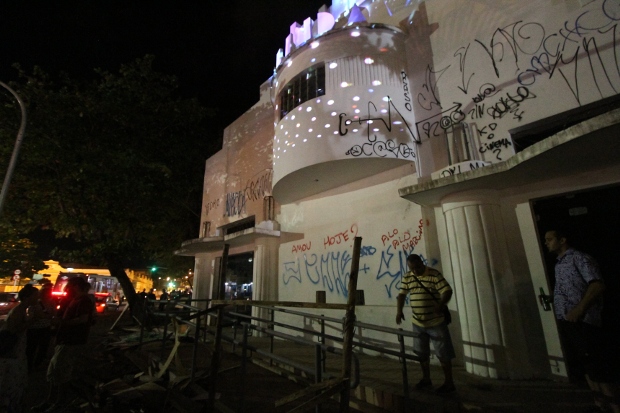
left=279, top=64, right=326, bottom=120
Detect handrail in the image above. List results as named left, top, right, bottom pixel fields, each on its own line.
left=137, top=298, right=418, bottom=412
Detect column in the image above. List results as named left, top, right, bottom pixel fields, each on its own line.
left=442, top=190, right=510, bottom=379
left=252, top=237, right=280, bottom=330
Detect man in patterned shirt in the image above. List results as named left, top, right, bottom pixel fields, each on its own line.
left=545, top=229, right=618, bottom=413
left=396, top=254, right=455, bottom=393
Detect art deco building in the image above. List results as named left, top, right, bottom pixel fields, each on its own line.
left=178, top=0, right=620, bottom=380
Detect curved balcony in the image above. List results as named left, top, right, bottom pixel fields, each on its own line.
left=272, top=24, right=418, bottom=204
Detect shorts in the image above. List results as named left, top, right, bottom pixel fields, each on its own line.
left=47, top=344, right=87, bottom=385
left=412, top=322, right=455, bottom=362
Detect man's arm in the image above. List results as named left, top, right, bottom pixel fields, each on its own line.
left=565, top=280, right=605, bottom=322
left=433, top=290, right=453, bottom=313
left=396, top=293, right=407, bottom=325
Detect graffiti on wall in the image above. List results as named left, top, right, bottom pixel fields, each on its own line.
left=282, top=219, right=437, bottom=300
left=222, top=169, right=273, bottom=217
left=339, top=97, right=418, bottom=159
left=413, top=0, right=620, bottom=162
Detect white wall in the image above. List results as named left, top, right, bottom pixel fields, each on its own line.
left=278, top=164, right=430, bottom=308
left=419, top=0, right=620, bottom=165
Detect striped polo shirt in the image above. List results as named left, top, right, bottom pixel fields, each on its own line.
left=400, top=267, right=452, bottom=327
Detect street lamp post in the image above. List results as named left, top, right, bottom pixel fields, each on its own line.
left=0, top=81, right=27, bottom=217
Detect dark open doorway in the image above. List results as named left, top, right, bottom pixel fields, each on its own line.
left=224, top=252, right=254, bottom=301
left=532, top=184, right=620, bottom=381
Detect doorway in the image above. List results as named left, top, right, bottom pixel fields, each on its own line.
left=532, top=184, right=620, bottom=380
left=224, top=252, right=254, bottom=301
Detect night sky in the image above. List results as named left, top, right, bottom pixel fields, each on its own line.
left=0, top=0, right=329, bottom=129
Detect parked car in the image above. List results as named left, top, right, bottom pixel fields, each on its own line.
left=0, top=292, right=19, bottom=318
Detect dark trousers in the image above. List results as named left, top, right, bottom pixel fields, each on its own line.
left=26, top=327, right=53, bottom=371
left=557, top=320, right=616, bottom=383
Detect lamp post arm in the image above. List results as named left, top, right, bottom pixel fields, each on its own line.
left=0, top=81, right=27, bottom=217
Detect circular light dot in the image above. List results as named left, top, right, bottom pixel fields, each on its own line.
left=298, top=106, right=303, bottom=111
left=311, top=58, right=316, bottom=62
left=331, top=112, right=337, bottom=116
left=317, top=134, right=322, bottom=138
left=306, top=107, right=312, bottom=112
left=311, top=41, right=319, bottom=49
left=280, top=125, right=283, bottom=129
left=311, top=117, right=317, bottom=121
left=308, top=128, right=313, bottom=132
left=329, top=62, right=338, bottom=69
left=296, top=123, right=300, bottom=127
left=351, top=31, right=360, bottom=37
left=325, top=124, right=331, bottom=128
left=352, top=129, right=358, bottom=133
left=316, top=99, right=321, bottom=103
left=354, top=109, right=361, bottom=114
left=393, top=121, right=402, bottom=125
left=373, top=128, right=380, bottom=132
left=295, top=134, right=299, bottom=137
left=287, top=61, right=292, bottom=67
left=368, top=88, right=374, bottom=93
left=382, top=97, right=389, bottom=102
left=303, top=138, right=308, bottom=142
left=340, top=81, right=351, bottom=88
left=333, top=131, right=338, bottom=134
left=381, top=109, right=388, bottom=113
left=292, top=144, right=296, bottom=147
left=367, top=120, right=374, bottom=124
left=291, top=115, right=296, bottom=119
left=372, top=80, right=382, bottom=86
left=283, top=149, right=287, bottom=152
left=364, top=57, right=374, bottom=64
left=327, top=100, right=334, bottom=105
left=285, top=131, right=289, bottom=135
left=353, top=96, right=360, bottom=101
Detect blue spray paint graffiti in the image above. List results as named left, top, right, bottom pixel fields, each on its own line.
left=282, top=242, right=438, bottom=300
left=282, top=246, right=376, bottom=298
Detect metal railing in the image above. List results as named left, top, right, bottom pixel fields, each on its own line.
left=130, top=297, right=422, bottom=412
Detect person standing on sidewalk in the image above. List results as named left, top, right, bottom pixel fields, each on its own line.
left=26, top=284, right=55, bottom=372
left=545, top=229, right=619, bottom=413
left=396, top=254, right=456, bottom=393
left=0, top=284, right=39, bottom=413
left=31, top=277, right=95, bottom=412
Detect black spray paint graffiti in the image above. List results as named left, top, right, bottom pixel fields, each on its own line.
left=418, top=65, right=449, bottom=111
left=244, top=170, right=274, bottom=202
left=486, top=86, right=536, bottom=121
left=401, top=71, right=413, bottom=111
left=224, top=170, right=273, bottom=217
left=415, top=85, right=535, bottom=140
left=479, top=138, right=513, bottom=161
left=340, top=97, right=418, bottom=159
left=205, top=199, right=220, bottom=215
left=470, top=3, right=620, bottom=105
left=440, top=161, right=487, bottom=177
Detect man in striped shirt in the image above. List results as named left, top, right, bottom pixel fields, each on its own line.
left=396, top=254, right=456, bottom=393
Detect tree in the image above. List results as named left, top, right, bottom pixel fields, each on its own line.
left=0, top=56, right=218, bottom=306
left=0, top=226, right=46, bottom=280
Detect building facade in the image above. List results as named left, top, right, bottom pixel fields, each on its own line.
left=178, top=0, right=620, bottom=381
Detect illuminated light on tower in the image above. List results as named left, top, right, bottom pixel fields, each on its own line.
left=347, top=6, right=367, bottom=24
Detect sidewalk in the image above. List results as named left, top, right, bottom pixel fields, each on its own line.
left=20, top=312, right=597, bottom=412
left=239, top=333, right=595, bottom=413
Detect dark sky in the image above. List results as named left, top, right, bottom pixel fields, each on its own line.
left=0, top=0, right=329, bottom=129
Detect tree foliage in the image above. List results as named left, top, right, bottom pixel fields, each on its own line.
left=0, top=56, right=217, bottom=302
left=0, top=226, right=46, bottom=279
